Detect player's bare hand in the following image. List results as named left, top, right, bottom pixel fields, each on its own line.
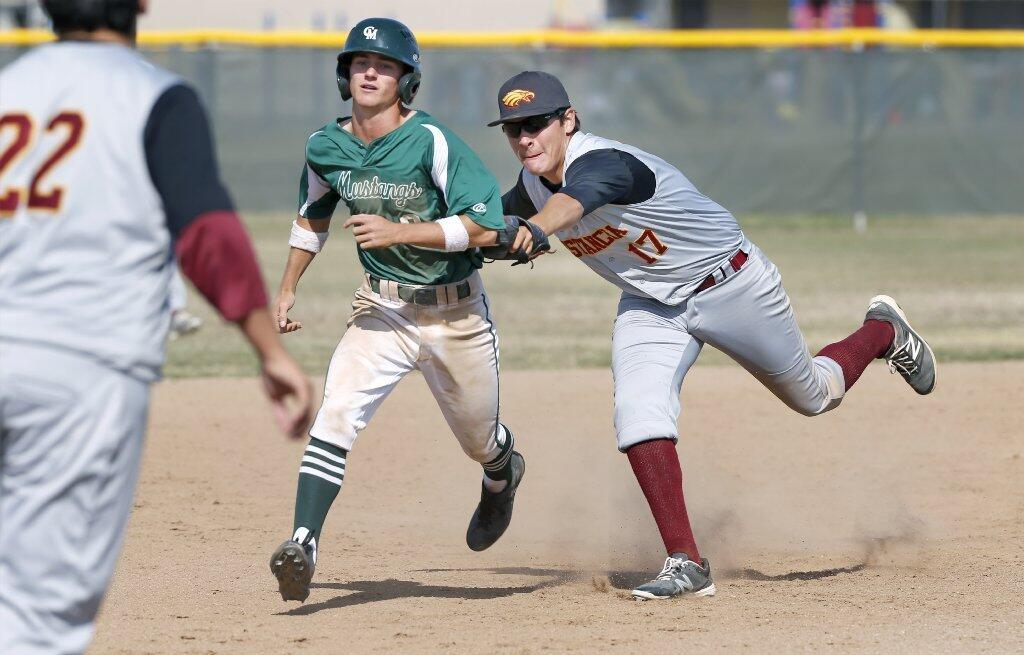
left=344, top=214, right=400, bottom=249
left=275, top=290, right=302, bottom=333
left=259, top=352, right=313, bottom=440
left=512, top=225, right=533, bottom=254
left=512, top=225, right=552, bottom=260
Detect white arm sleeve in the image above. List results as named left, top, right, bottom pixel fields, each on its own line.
left=289, top=220, right=329, bottom=253
left=436, top=215, right=470, bottom=252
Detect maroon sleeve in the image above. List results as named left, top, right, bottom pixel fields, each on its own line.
left=174, top=211, right=269, bottom=322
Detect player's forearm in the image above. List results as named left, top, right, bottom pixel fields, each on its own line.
left=390, top=221, right=446, bottom=249
left=238, top=306, right=289, bottom=362
left=532, top=193, right=585, bottom=235
left=279, top=247, right=316, bottom=294
left=279, top=214, right=330, bottom=293
left=391, top=216, right=497, bottom=249
left=466, top=216, right=499, bottom=247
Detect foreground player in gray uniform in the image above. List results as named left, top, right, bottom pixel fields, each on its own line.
left=0, top=2, right=313, bottom=652
left=490, top=71, right=936, bottom=600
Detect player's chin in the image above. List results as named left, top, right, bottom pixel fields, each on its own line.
left=353, top=89, right=392, bottom=107
left=521, top=153, right=548, bottom=175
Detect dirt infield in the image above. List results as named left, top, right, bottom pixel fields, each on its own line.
left=94, top=363, right=1024, bottom=654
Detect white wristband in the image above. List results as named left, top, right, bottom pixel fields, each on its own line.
left=289, top=220, right=329, bottom=253
left=437, top=215, right=470, bottom=252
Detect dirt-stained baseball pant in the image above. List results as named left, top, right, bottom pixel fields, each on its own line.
left=0, top=341, right=149, bottom=655
left=309, top=270, right=503, bottom=462
left=613, top=241, right=846, bottom=450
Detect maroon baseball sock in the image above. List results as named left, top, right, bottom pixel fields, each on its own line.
left=816, top=319, right=895, bottom=390
left=626, top=439, right=701, bottom=562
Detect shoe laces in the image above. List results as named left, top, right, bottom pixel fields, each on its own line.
left=887, top=338, right=920, bottom=376
left=656, top=556, right=688, bottom=580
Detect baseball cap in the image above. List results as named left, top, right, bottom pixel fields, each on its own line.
left=487, top=71, right=572, bottom=127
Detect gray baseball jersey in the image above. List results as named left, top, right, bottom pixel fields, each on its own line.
left=502, top=131, right=844, bottom=451
left=1, top=41, right=239, bottom=655
left=504, top=131, right=744, bottom=305
left=2, top=43, right=182, bottom=381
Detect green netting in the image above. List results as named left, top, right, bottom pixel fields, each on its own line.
left=3, top=45, right=1023, bottom=215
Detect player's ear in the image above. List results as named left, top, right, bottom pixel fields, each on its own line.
left=138, top=0, right=149, bottom=16
left=563, top=108, right=578, bottom=135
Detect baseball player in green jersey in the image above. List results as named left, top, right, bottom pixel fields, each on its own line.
left=268, top=18, right=528, bottom=603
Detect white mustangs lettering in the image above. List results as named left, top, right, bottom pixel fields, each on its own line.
left=338, top=171, right=424, bottom=208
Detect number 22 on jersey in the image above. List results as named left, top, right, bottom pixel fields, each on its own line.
left=0, top=111, right=86, bottom=218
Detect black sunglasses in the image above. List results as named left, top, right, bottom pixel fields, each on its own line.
left=501, top=109, right=567, bottom=138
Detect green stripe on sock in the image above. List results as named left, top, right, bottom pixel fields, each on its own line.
left=483, top=424, right=514, bottom=481
left=293, top=438, right=348, bottom=538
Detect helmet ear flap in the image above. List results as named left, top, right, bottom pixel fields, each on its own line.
left=398, top=70, right=421, bottom=106
left=336, top=56, right=352, bottom=101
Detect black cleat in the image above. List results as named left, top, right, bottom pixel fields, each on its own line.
left=466, top=451, right=525, bottom=552
left=269, top=539, right=315, bottom=602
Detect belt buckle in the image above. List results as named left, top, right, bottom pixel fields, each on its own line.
left=395, top=284, right=414, bottom=303
left=412, top=287, right=436, bottom=305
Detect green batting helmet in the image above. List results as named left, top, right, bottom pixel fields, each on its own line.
left=336, top=18, right=421, bottom=106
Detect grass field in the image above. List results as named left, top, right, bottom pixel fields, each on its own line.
left=164, top=214, right=1024, bottom=377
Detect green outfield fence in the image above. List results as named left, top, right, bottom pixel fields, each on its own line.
left=3, top=29, right=1024, bottom=216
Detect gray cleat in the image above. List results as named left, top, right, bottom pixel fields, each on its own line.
left=270, top=538, right=315, bottom=602
left=865, top=295, right=936, bottom=395
left=631, top=554, right=716, bottom=600
left=466, top=451, right=525, bottom=552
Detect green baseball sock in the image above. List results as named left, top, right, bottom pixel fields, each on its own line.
left=482, top=424, right=514, bottom=493
left=292, top=437, right=348, bottom=540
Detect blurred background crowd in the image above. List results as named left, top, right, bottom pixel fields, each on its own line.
left=3, top=0, right=1024, bottom=31
left=2, top=1, right=1023, bottom=218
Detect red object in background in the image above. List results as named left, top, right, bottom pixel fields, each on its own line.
left=852, top=0, right=879, bottom=27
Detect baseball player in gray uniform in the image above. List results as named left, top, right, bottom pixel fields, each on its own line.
left=490, top=71, right=936, bottom=600
left=0, top=2, right=312, bottom=652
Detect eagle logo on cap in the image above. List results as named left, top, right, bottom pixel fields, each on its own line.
left=502, top=90, right=536, bottom=108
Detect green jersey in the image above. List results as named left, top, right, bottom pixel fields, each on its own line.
left=297, top=111, right=505, bottom=285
